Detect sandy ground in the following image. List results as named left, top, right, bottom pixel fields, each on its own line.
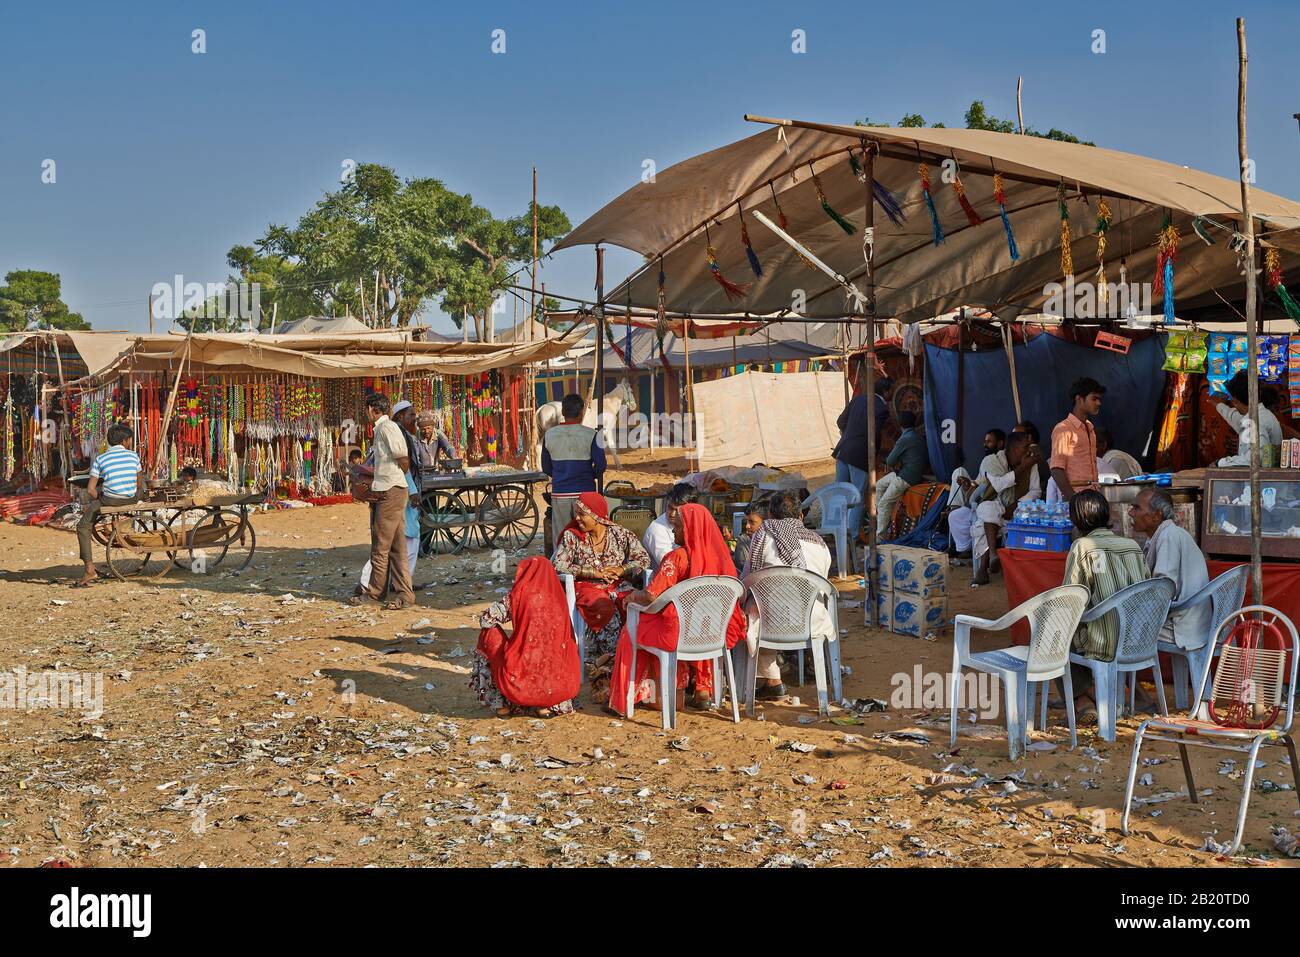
left=0, top=448, right=1296, bottom=868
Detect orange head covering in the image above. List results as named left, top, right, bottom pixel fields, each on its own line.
left=564, top=491, right=613, bottom=541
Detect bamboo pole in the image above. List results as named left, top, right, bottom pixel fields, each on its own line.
left=1016, top=77, right=1025, bottom=135
left=1237, top=17, right=1263, bottom=604
left=152, top=336, right=193, bottom=476
left=1001, top=321, right=1023, bottom=423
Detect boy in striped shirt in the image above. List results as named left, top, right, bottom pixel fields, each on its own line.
left=77, top=423, right=143, bottom=586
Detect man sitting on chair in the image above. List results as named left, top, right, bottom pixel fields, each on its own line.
left=947, top=428, right=1006, bottom=560
left=971, top=431, right=1042, bottom=587
left=873, top=410, right=927, bottom=539
left=743, top=491, right=834, bottom=701
left=642, top=483, right=698, bottom=573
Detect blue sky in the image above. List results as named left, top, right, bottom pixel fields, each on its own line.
left=2, top=0, right=1298, bottom=335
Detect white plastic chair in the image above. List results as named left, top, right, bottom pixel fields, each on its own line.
left=1122, top=605, right=1300, bottom=854
left=805, top=482, right=861, bottom=577
left=742, top=567, right=841, bottom=716
left=561, top=568, right=650, bottom=682
left=1069, top=577, right=1177, bottom=742
left=1158, top=565, right=1248, bottom=712
left=951, top=584, right=1090, bottom=760
left=624, top=576, right=744, bottom=730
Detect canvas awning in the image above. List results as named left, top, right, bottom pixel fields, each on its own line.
left=0, top=323, right=590, bottom=381
left=556, top=121, right=1300, bottom=323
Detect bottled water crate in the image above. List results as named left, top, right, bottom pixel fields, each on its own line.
left=1006, top=521, right=1072, bottom=552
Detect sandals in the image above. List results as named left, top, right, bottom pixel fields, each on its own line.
left=383, top=598, right=412, bottom=611
left=1075, top=695, right=1099, bottom=725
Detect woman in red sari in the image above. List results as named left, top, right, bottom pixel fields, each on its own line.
left=471, top=557, right=581, bottom=717
left=551, top=491, right=651, bottom=662
left=606, top=503, right=746, bottom=714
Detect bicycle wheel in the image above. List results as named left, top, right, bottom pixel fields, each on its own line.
left=484, top=485, right=540, bottom=551
left=167, top=506, right=218, bottom=570
left=188, top=509, right=256, bottom=573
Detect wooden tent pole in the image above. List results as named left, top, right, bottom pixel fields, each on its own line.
left=1002, top=321, right=1023, bottom=423
left=1237, top=16, right=1263, bottom=604
left=153, top=337, right=192, bottom=476
left=864, top=148, right=878, bottom=592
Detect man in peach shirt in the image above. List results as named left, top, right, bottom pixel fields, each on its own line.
left=1050, top=377, right=1105, bottom=501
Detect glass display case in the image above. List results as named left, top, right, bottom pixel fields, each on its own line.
left=1201, top=469, right=1300, bottom=560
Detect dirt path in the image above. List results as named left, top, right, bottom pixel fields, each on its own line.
left=0, top=457, right=1294, bottom=867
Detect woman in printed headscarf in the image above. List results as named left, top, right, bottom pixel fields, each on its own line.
left=471, top=557, right=582, bottom=717
left=606, top=503, right=747, bottom=715
left=743, top=490, right=836, bottom=700
left=551, top=492, right=651, bottom=668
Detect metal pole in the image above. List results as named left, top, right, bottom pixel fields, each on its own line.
left=864, top=148, right=878, bottom=594
left=595, top=247, right=605, bottom=426
left=1237, top=17, right=1263, bottom=604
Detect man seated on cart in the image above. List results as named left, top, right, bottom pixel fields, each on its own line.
left=76, top=422, right=144, bottom=587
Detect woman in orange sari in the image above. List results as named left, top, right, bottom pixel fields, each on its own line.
left=472, top=557, right=582, bottom=717
left=606, top=503, right=746, bottom=714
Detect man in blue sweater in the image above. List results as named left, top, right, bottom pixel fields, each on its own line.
left=542, top=394, right=607, bottom=551
left=873, top=410, right=928, bottom=539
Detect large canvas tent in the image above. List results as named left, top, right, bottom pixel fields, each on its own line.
left=556, top=121, right=1300, bottom=322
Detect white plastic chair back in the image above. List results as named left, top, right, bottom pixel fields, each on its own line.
left=808, top=482, right=860, bottom=532
left=1095, top=578, right=1178, bottom=667
left=743, top=567, right=836, bottom=647
left=1195, top=606, right=1300, bottom=735
left=1022, top=585, right=1092, bottom=678
left=652, top=576, right=744, bottom=656
left=1205, top=565, right=1250, bottom=648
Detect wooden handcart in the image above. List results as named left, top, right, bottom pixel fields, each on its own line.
left=91, top=492, right=260, bottom=580
left=416, top=469, right=545, bottom=555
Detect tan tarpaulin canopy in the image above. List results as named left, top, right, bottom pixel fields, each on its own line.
left=557, top=121, right=1300, bottom=322
left=0, top=324, right=589, bottom=381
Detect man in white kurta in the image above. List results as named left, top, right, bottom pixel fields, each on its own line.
left=947, top=429, right=1007, bottom=554
left=743, top=492, right=835, bottom=699
left=1132, top=489, right=1211, bottom=649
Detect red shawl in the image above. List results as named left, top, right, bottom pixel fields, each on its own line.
left=563, top=491, right=613, bottom=541
left=676, top=503, right=746, bottom=648
left=477, top=557, right=580, bottom=708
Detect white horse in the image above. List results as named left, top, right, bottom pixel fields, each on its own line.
left=538, top=379, right=638, bottom=467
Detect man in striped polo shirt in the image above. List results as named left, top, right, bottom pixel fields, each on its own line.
left=77, top=422, right=144, bottom=585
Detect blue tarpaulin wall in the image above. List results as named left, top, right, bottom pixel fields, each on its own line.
left=923, top=334, right=1167, bottom=478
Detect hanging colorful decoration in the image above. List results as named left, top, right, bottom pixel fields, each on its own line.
left=769, top=182, right=788, bottom=231
left=1265, top=246, right=1300, bottom=323
left=737, top=203, right=762, bottom=278
left=919, top=162, right=944, bottom=245
left=993, top=173, right=1019, bottom=263
left=1153, top=213, right=1179, bottom=322
left=703, top=222, right=749, bottom=302
left=849, top=150, right=907, bottom=227
left=950, top=164, right=982, bottom=227
left=1057, top=183, right=1073, bottom=279
left=810, top=164, right=855, bottom=235
left=1095, top=197, right=1112, bottom=307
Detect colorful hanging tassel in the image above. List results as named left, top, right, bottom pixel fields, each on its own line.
left=1265, top=247, right=1300, bottom=322
left=738, top=204, right=762, bottom=278
left=1153, top=213, right=1179, bottom=322
left=1057, top=183, right=1073, bottom=279
left=811, top=166, right=855, bottom=235
left=1095, top=197, right=1112, bottom=307
left=849, top=150, right=866, bottom=183
left=872, top=180, right=906, bottom=227
left=951, top=170, right=982, bottom=227
left=769, top=182, right=788, bottom=231
left=919, top=163, right=944, bottom=245
left=1192, top=216, right=1217, bottom=246
left=704, top=224, right=749, bottom=302
left=993, top=173, right=1019, bottom=262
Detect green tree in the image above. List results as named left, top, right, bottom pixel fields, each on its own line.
left=0, top=270, right=89, bottom=332
left=177, top=246, right=311, bottom=332
left=854, top=101, right=1084, bottom=142
left=251, top=164, right=570, bottom=335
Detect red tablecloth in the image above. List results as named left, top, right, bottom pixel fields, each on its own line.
left=1000, top=547, right=1300, bottom=674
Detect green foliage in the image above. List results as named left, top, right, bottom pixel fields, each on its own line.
left=246, top=163, right=570, bottom=330
left=0, top=270, right=89, bottom=332
left=854, top=101, right=1088, bottom=143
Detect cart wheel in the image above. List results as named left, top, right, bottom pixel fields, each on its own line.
left=105, top=517, right=175, bottom=581
left=167, top=506, right=218, bottom=570
left=91, top=511, right=115, bottom=548
left=188, top=509, right=256, bottom=573
left=452, top=488, right=494, bottom=550
left=419, top=490, right=467, bottom=556
left=485, top=485, right=540, bottom=551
